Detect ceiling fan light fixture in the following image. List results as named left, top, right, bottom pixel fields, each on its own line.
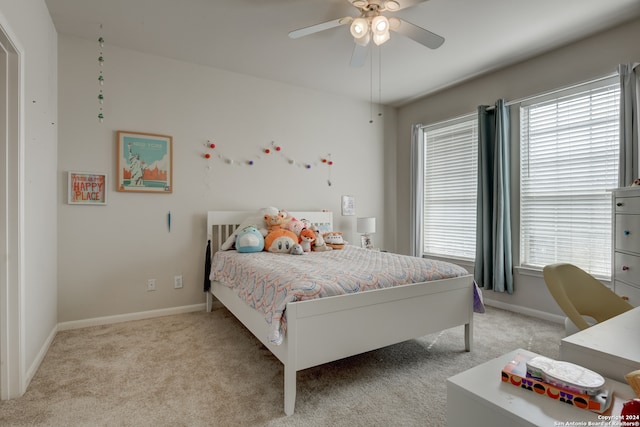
left=373, top=31, right=390, bottom=45
left=350, top=17, right=369, bottom=39
left=371, top=15, right=389, bottom=35
left=352, top=0, right=368, bottom=7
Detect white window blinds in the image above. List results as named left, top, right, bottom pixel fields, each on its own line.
left=423, top=116, right=478, bottom=259
left=520, top=79, right=620, bottom=277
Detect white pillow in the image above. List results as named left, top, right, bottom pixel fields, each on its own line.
left=220, top=206, right=279, bottom=250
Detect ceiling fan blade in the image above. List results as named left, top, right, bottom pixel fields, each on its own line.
left=392, top=18, right=444, bottom=49
left=288, top=18, right=350, bottom=39
left=350, top=43, right=369, bottom=67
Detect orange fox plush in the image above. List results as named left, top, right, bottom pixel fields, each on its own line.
left=298, top=228, right=316, bottom=252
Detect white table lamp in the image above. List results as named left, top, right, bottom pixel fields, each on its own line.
left=357, top=217, right=376, bottom=249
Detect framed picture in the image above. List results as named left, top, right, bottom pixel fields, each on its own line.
left=116, top=130, right=173, bottom=193
left=68, top=171, right=107, bottom=205
left=341, top=195, right=355, bottom=216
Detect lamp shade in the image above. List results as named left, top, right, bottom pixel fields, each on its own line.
left=371, top=15, right=389, bottom=35
left=357, top=217, right=376, bottom=234
left=350, top=18, right=369, bottom=39
left=372, top=31, right=390, bottom=46
left=354, top=31, right=371, bottom=47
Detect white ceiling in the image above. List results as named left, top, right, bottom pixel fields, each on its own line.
left=45, top=0, right=640, bottom=107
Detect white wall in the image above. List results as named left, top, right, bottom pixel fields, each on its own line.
left=57, top=35, right=388, bottom=323
left=0, top=0, right=58, bottom=390
left=395, top=18, right=640, bottom=317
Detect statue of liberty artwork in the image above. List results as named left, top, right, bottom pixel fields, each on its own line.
left=117, top=131, right=173, bottom=193
left=128, top=143, right=146, bottom=186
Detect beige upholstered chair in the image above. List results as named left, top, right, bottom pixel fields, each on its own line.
left=543, top=263, right=633, bottom=335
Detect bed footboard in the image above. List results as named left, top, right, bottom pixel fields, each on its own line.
left=208, top=275, right=474, bottom=416
left=287, top=275, right=473, bottom=371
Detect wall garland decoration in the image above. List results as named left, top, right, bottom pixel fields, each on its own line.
left=202, top=140, right=334, bottom=186
left=97, top=26, right=105, bottom=123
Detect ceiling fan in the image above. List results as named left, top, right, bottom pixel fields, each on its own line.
left=288, top=0, right=444, bottom=67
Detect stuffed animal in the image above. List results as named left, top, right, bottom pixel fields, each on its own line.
left=323, top=231, right=346, bottom=250
left=632, top=178, right=640, bottom=187
left=220, top=206, right=278, bottom=251
left=264, top=229, right=298, bottom=253
left=235, top=226, right=264, bottom=253
left=289, top=243, right=305, bottom=255
left=298, top=228, right=316, bottom=252
left=284, top=217, right=306, bottom=237
left=311, top=226, right=332, bottom=251
left=264, top=213, right=285, bottom=233
left=278, top=209, right=292, bottom=226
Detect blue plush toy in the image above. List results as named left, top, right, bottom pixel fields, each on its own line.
left=235, top=225, right=265, bottom=253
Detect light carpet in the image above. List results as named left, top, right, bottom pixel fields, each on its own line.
left=0, top=304, right=563, bottom=427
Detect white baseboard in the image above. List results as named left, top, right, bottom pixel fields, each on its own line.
left=57, top=303, right=206, bottom=331
left=483, top=298, right=565, bottom=325
left=25, top=324, right=57, bottom=389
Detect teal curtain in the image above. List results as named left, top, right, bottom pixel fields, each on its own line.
left=410, top=124, right=424, bottom=257
left=618, top=63, right=640, bottom=187
left=474, top=99, right=513, bottom=294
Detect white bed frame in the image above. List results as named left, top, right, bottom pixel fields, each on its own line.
left=205, top=211, right=474, bottom=415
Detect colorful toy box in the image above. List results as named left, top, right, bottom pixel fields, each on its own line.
left=501, top=353, right=612, bottom=413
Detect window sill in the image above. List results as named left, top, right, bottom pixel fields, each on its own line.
left=515, top=265, right=612, bottom=285
left=514, top=266, right=543, bottom=278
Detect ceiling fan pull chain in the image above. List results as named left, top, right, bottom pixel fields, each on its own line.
left=378, top=46, right=383, bottom=118
left=370, top=45, right=374, bottom=123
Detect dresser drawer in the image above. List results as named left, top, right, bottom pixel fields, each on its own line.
left=614, top=251, right=640, bottom=287
left=615, top=195, right=640, bottom=213
left=614, top=281, right=640, bottom=307
left=615, top=214, right=640, bottom=254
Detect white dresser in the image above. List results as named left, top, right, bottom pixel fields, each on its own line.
left=612, top=187, right=640, bottom=306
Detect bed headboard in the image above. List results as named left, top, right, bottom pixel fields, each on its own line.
left=207, top=210, right=334, bottom=252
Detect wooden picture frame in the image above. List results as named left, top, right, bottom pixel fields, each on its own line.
left=116, top=130, right=173, bottom=193
left=68, top=171, right=108, bottom=205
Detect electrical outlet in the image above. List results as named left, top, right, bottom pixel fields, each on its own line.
left=147, top=279, right=156, bottom=291
left=174, top=275, right=183, bottom=289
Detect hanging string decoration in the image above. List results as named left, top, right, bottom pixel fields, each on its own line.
left=322, top=153, right=334, bottom=186
left=202, top=140, right=334, bottom=186
left=368, top=45, right=383, bottom=124
left=97, top=28, right=105, bottom=123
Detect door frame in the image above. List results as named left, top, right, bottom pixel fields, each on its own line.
left=0, top=13, right=25, bottom=400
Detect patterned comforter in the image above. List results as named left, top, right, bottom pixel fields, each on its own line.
left=211, top=245, right=475, bottom=345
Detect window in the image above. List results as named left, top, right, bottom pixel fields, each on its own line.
left=422, top=115, right=478, bottom=260
left=520, top=78, right=620, bottom=277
